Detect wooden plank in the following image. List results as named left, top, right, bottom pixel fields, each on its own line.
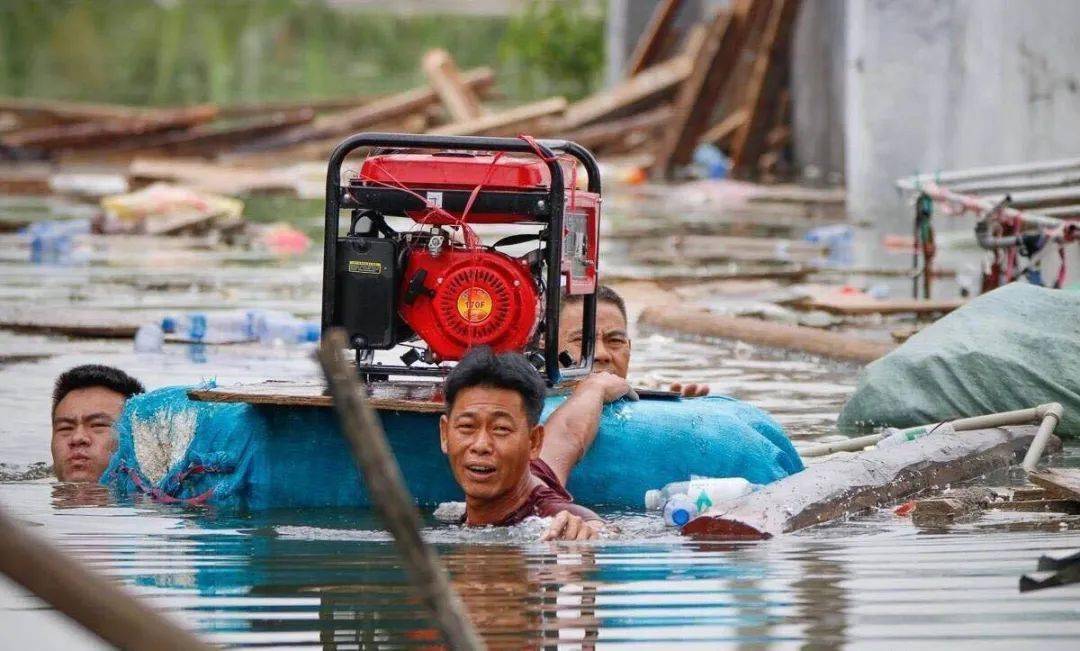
left=422, top=49, right=485, bottom=122
left=0, top=306, right=159, bottom=338
left=316, top=331, right=484, bottom=650
left=560, top=55, right=692, bottom=130
left=682, top=425, right=1052, bottom=539
left=103, top=110, right=315, bottom=155
left=240, top=68, right=494, bottom=152
left=561, top=104, right=673, bottom=154
left=127, top=157, right=298, bottom=195
left=729, top=0, right=801, bottom=175
left=188, top=379, right=447, bottom=413
left=219, top=95, right=378, bottom=119
left=0, top=504, right=213, bottom=650
left=628, top=234, right=826, bottom=265
left=791, top=293, right=966, bottom=316
left=653, top=0, right=767, bottom=179
left=428, top=97, right=566, bottom=137
left=0, top=97, right=148, bottom=124
left=1029, top=468, right=1080, bottom=501
left=0, top=105, right=218, bottom=151
left=701, top=108, right=748, bottom=148
left=626, top=0, right=687, bottom=77
left=638, top=305, right=894, bottom=363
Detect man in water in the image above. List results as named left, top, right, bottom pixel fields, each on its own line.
left=540, top=285, right=709, bottom=484
left=440, top=347, right=606, bottom=541
left=51, top=364, right=144, bottom=482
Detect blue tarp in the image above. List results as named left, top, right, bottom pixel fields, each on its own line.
left=104, top=386, right=803, bottom=510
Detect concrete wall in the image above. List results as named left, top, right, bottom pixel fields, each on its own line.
left=844, top=0, right=1080, bottom=230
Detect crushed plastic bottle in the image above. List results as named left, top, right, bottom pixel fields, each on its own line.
left=160, top=311, right=256, bottom=344
left=877, top=421, right=956, bottom=447
left=253, top=312, right=320, bottom=345
left=691, top=143, right=730, bottom=179
left=804, top=224, right=854, bottom=267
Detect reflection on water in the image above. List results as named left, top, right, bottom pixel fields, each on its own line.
left=2, top=480, right=1079, bottom=647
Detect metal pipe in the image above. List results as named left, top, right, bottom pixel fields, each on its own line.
left=896, top=157, right=1080, bottom=191
left=917, top=182, right=1067, bottom=230
left=799, top=403, right=1064, bottom=460
left=1022, top=402, right=1064, bottom=472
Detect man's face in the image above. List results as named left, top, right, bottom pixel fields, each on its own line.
left=559, top=300, right=631, bottom=378
left=440, top=386, right=543, bottom=502
left=51, top=386, right=125, bottom=482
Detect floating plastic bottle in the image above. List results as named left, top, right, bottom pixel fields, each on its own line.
left=647, top=477, right=761, bottom=527
left=160, top=311, right=256, bottom=344
left=253, top=313, right=320, bottom=345
left=133, top=323, right=164, bottom=353
left=27, top=218, right=91, bottom=264
left=877, top=421, right=956, bottom=448
left=663, top=493, right=699, bottom=527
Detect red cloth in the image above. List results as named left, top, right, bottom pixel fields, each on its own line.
left=466, top=459, right=600, bottom=526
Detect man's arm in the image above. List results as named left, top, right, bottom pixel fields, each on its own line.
left=540, top=372, right=632, bottom=486
left=541, top=509, right=605, bottom=541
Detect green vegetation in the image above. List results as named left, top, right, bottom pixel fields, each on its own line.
left=0, top=0, right=606, bottom=107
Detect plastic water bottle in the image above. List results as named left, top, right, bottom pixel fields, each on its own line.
left=804, top=224, right=854, bottom=266
left=27, top=218, right=91, bottom=264
left=663, top=493, right=699, bottom=527
left=253, top=313, right=320, bottom=345
left=877, top=421, right=956, bottom=448
left=645, top=477, right=759, bottom=510
left=691, top=143, right=730, bottom=179
left=161, top=311, right=255, bottom=344
left=133, top=322, right=164, bottom=353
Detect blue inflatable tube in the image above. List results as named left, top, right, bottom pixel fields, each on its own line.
left=103, top=385, right=803, bottom=510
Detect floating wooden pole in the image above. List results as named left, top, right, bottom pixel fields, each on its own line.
left=682, top=425, right=1057, bottom=539
left=316, top=329, right=485, bottom=651
left=0, top=504, right=211, bottom=650
left=639, top=305, right=893, bottom=363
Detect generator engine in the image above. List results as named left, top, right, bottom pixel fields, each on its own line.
left=322, top=133, right=602, bottom=385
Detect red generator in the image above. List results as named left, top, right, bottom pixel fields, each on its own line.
left=321, top=133, right=601, bottom=385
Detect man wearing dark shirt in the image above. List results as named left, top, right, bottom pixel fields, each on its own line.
left=440, top=347, right=605, bottom=541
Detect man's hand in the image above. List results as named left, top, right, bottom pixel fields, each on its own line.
left=540, top=510, right=605, bottom=541
left=580, top=371, right=634, bottom=403
left=669, top=382, right=710, bottom=398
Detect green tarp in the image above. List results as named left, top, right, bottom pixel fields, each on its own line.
left=838, top=283, right=1080, bottom=437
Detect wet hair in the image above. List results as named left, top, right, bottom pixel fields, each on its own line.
left=52, top=365, right=145, bottom=415
left=561, top=284, right=627, bottom=323
left=443, top=347, right=546, bottom=427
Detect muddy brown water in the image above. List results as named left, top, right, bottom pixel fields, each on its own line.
left=0, top=194, right=1077, bottom=648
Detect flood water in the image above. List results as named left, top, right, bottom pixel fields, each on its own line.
left=1, top=191, right=1078, bottom=649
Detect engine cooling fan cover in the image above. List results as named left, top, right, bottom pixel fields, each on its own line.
left=399, top=247, right=540, bottom=361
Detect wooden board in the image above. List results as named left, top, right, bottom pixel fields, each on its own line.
left=188, top=379, right=446, bottom=413
left=791, top=294, right=966, bottom=316
left=0, top=306, right=159, bottom=338
left=560, top=55, right=691, bottom=130
left=653, top=0, right=768, bottom=178
left=682, top=425, right=1054, bottom=539
left=428, top=97, right=566, bottom=137
left=421, top=49, right=485, bottom=123
left=1, top=105, right=218, bottom=152
left=1029, top=468, right=1080, bottom=502
left=639, top=305, right=894, bottom=363
left=625, top=0, right=686, bottom=77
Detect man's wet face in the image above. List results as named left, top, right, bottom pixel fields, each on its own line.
left=440, top=386, right=542, bottom=502
left=51, top=386, right=125, bottom=482
left=559, top=300, right=631, bottom=378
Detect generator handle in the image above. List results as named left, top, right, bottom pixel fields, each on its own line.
left=323, top=132, right=600, bottom=385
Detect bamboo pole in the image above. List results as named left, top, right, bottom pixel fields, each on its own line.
left=316, top=329, right=485, bottom=651
left=0, top=504, right=212, bottom=650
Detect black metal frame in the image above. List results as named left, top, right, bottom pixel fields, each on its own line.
left=321, top=132, right=601, bottom=385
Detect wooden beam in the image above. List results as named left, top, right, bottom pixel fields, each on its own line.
left=638, top=305, right=893, bottom=363
left=428, top=97, right=566, bottom=137
left=316, top=330, right=485, bottom=650
left=625, top=0, right=686, bottom=77
left=102, top=109, right=315, bottom=156
left=682, top=425, right=1054, bottom=539
left=730, top=0, right=801, bottom=175
left=560, top=55, right=691, bottom=130
left=561, top=104, right=673, bottom=153
left=701, top=108, right=749, bottom=148
left=219, top=95, right=379, bottom=119
left=0, top=105, right=218, bottom=152
left=652, top=0, right=768, bottom=179
left=188, top=379, right=445, bottom=413
left=422, top=49, right=485, bottom=123
left=241, top=68, right=494, bottom=152
left=0, top=504, right=212, bottom=650
left=0, top=97, right=150, bottom=124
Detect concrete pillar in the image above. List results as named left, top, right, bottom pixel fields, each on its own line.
left=790, top=0, right=845, bottom=186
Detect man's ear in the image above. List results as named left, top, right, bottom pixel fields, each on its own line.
left=528, top=423, right=545, bottom=459
left=439, top=414, right=449, bottom=454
